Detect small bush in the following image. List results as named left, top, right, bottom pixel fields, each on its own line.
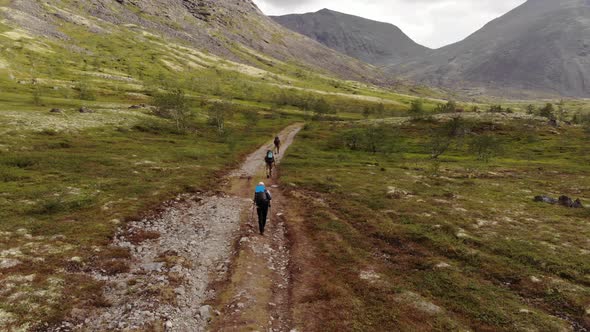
left=428, top=133, right=452, bottom=159
left=488, top=105, right=504, bottom=113
left=539, top=103, right=556, bottom=119
left=152, top=89, right=194, bottom=132
left=98, top=260, right=130, bottom=276
left=32, top=85, right=43, bottom=105
left=526, top=104, right=536, bottom=114
left=409, top=99, right=425, bottom=119
left=127, top=230, right=161, bottom=245
left=243, top=110, right=259, bottom=127
left=469, top=134, right=503, bottom=162
left=434, top=100, right=457, bottom=113
left=4, top=157, right=38, bottom=169
left=76, top=79, right=96, bottom=101
left=334, top=125, right=399, bottom=154
left=207, top=101, right=235, bottom=134
left=38, top=129, right=59, bottom=136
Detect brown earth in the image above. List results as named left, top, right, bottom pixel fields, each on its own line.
left=58, top=124, right=303, bottom=331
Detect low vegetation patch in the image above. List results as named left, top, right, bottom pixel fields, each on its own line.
left=282, top=118, right=590, bottom=331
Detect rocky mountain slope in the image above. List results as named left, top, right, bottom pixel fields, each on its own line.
left=388, top=0, right=590, bottom=97
left=1, top=0, right=382, bottom=83
left=272, top=9, right=429, bottom=67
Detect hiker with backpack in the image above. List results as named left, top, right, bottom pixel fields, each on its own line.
left=253, top=182, right=272, bottom=235
left=274, top=136, right=281, bottom=155
left=265, top=149, right=275, bottom=178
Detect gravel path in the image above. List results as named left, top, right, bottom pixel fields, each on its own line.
left=73, top=124, right=302, bottom=332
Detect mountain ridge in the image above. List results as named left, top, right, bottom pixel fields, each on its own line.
left=271, top=9, right=429, bottom=67
left=1, top=0, right=384, bottom=85
left=388, top=0, right=590, bottom=97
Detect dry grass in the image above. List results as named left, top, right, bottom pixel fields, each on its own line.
left=126, top=229, right=161, bottom=245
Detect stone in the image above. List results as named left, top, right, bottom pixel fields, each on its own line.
left=398, top=291, right=443, bottom=315
left=141, top=262, right=164, bottom=272
left=387, top=186, right=408, bottom=199
left=435, top=262, right=451, bottom=269
left=50, top=108, right=64, bottom=113
left=558, top=196, right=583, bottom=208
left=79, top=107, right=95, bottom=114
left=530, top=276, right=541, bottom=283
left=70, top=256, right=83, bottom=263
left=0, top=258, right=21, bottom=269
left=534, top=195, right=557, bottom=204
left=165, top=321, right=173, bottom=328
left=456, top=229, right=469, bottom=239
left=199, top=305, right=212, bottom=321
left=534, top=195, right=583, bottom=208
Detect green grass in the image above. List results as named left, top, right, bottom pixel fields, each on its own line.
left=0, top=109, right=300, bottom=327
left=1, top=3, right=589, bottom=329
left=282, top=119, right=590, bottom=331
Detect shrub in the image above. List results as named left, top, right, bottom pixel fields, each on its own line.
left=362, top=107, right=372, bottom=119
left=469, top=134, right=503, bottom=162
left=76, top=78, right=96, bottom=101
left=312, top=97, right=331, bottom=120
left=335, top=125, right=398, bottom=154
left=243, top=110, right=259, bottom=127
left=526, top=104, right=536, bottom=115
left=488, top=105, right=504, bottom=113
left=152, top=89, right=194, bottom=132
left=434, top=100, right=457, bottom=113
left=409, top=99, right=425, bottom=119
left=207, top=101, right=235, bottom=134
left=428, top=133, right=452, bottom=159
left=32, top=85, right=42, bottom=106
left=539, top=103, right=556, bottom=120
left=443, top=116, right=471, bottom=138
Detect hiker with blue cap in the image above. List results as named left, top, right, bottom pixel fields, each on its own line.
left=253, top=182, right=272, bottom=235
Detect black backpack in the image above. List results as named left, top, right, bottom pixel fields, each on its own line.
left=255, top=191, right=269, bottom=206
left=265, top=151, right=275, bottom=163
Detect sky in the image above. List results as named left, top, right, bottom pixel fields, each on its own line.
left=253, top=0, right=527, bottom=49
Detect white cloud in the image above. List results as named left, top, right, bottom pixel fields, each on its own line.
left=253, top=0, right=527, bottom=48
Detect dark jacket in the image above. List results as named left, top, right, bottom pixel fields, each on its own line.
left=254, top=187, right=272, bottom=207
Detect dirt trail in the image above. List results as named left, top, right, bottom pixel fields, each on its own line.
left=73, top=124, right=301, bottom=332
left=212, top=124, right=301, bottom=331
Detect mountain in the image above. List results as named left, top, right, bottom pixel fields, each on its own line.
left=272, top=9, right=429, bottom=67
left=389, top=0, right=590, bottom=97
left=1, top=0, right=382, bottom=84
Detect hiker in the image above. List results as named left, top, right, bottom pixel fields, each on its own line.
left=274, top=136, right=281, bottom=155
left=265, top=149, right=275, bottom=178
left=253, top=182, right=272, bottom=235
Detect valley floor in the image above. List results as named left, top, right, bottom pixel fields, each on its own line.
left=67, top=125, right=302, bottom=331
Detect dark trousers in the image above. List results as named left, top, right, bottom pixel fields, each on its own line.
left=257, top=204, right=269, bottom=234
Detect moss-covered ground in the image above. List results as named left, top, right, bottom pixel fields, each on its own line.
left=282, top=117, right=590, bottom=331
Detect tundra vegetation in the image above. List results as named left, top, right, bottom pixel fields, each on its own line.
left=282, top=116, right=590, bottom=331
left=0, top=7, right=589, bottom=332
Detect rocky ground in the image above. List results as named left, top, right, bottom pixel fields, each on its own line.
left=56, top=124, right=302, bottom=331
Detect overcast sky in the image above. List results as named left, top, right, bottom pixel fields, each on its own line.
left=253, top=0, right=527, bottom=49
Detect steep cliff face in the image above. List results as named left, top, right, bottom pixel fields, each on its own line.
left=272, top=9, right=429, bottom=67
left=388, top=0, right=590, bottom=97
left=1, top=0, right=383, bottom=83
